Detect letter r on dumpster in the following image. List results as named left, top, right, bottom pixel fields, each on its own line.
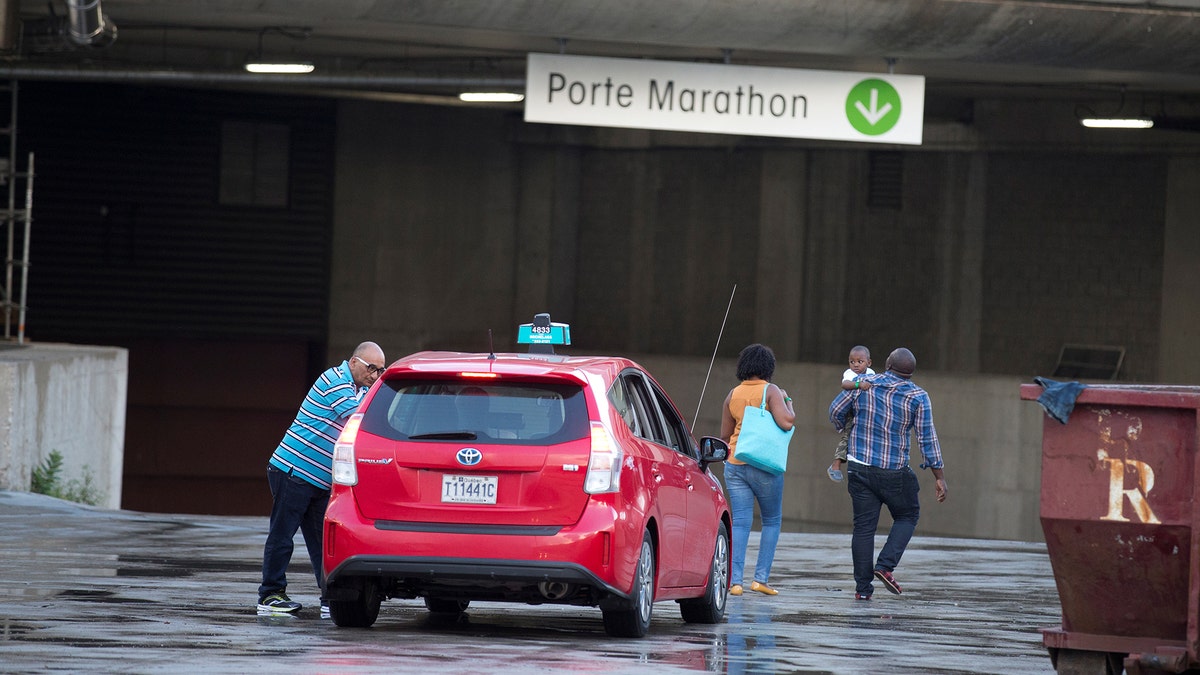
left=1097, top=449, right=1161, bottom=524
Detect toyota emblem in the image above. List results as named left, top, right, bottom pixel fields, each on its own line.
left=456, top=447, right=482, bottom=466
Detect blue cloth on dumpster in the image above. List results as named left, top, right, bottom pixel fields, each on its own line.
left=1033, top=376, right=1087, bottom=424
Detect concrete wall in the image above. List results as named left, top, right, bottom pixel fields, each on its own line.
left=637, top=355, right=1046, bottom=542
left=0, top=344, right=127, bottom=509
left=983, top=153, right=1165, bottom=381
left=1160, top=157, right=1200, bottom=384
left=329, top=104, right=525, bottom=359
left=320, top=97, right=1199, bottom=542
left=328, top=99, right=1194, bottom=385
left=13, top=86, right=1200, bottom=526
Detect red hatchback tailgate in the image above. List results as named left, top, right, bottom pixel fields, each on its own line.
left=349, top=370, right=595, bottom=527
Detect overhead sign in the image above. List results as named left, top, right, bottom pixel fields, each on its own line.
left=524, top=53, right=924, bottom=145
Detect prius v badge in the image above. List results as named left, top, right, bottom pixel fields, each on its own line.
left=456, top=447, right=483, bottom=466
left=356, top=457, right=393, bottom=465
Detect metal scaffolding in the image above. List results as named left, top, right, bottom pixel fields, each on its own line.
left=1, top=79, right=32, bottom=343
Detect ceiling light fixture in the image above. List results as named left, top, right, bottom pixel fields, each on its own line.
left=459, top=92, right=525, bottom=103
left=245, top=26, right=314, bottom=74
left=244, top=62, right=315, bottom=74
left=1080, top=117, right=1153, bottom=129
left=1075, top=88, right=1154, bottom=130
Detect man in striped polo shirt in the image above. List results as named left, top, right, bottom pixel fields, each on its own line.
left=828, top=347, right=948, bottom=601
left=256, top=341, right=386, bottom=617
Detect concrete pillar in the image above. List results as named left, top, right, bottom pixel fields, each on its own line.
left=628, top=154, right=661, bottom=353
left=932, top=152, right=985, bottom=372
left=1159, top=158, right=1200, bottom=383
left=0, top=345, right=126, bottom=510
left=515, top=146, right=580, bottom=323
left=800, top=151, right=861, bottom=362
left=754, top=150, right=807, bottom=361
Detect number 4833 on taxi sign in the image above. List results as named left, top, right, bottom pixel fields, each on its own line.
left=517, top=320, right=571, bottom=345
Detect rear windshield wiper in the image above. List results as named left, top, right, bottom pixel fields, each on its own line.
left=407, top=431, right=478, bottom=440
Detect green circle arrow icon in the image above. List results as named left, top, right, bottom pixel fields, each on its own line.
left=846, top=79, right=902, bottom=136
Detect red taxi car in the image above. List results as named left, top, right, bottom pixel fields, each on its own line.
left=322, top=320, right=731, bottom=637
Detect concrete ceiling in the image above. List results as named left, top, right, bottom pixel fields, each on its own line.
left=10, top=0, right=1200, bottom=111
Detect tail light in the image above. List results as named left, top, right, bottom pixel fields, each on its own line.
left=332, top=413, right=363, bottom=486
left=584, top=421, right=622, bottom=494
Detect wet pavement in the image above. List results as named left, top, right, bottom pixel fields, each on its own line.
left=0, top=490, right=1060, bottom=674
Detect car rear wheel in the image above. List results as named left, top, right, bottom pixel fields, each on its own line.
left=424, top=597, right=470, bottom=614
left=679, top=521, right=729, bottom=624
left=328, top=577, right=382, bottom=628
left=602, top=529, right=655, bottom=638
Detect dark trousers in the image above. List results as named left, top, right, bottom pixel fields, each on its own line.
left=258, top=466, right=329, bottom=601
left=847, top=463, right=921, bottom=596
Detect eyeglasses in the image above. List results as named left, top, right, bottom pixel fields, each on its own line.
left=353, top=356, right=386, bottom=376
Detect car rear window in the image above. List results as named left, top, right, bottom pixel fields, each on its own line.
left=360, top=379, right=590, bottom=444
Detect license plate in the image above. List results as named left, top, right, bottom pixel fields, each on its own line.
left=441, top=474, right=498, bottom=504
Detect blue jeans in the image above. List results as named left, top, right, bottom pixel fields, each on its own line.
left=724, top=462, right=784, bottom=586
left=847, top=464, right=921, bottom=596
left=258, top=466, right=329, bottom=601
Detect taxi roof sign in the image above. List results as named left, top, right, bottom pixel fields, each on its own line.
left=517, top=322, right=571, bottom=345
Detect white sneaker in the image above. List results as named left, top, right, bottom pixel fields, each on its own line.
left=320, top=604, right=330, bottom=620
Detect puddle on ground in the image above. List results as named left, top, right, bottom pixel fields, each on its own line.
left=113, top=555, right=262, bottom=578
left=0, top=619, right=32, bottom=638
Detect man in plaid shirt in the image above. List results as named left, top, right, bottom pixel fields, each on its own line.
left=829, top=347, right=948, bottom=601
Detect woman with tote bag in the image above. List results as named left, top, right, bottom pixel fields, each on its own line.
left=719, top=343, right=796, bottom=596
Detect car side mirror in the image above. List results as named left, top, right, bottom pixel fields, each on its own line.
left=698, top=436, right=729, bottom=470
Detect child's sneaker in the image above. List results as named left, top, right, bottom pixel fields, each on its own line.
left=827, top=464, right=844, bottom=482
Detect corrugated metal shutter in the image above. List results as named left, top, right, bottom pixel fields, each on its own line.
left=17, top=82, right=334, bottom=341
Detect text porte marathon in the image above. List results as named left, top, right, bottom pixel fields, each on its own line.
left=547, top=73, right=809, bottom=119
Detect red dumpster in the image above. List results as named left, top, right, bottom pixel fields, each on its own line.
left=1021, top=384, right=1200, bottom=674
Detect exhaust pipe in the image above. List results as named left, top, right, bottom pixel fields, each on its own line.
left=538, top=581, right=573, bottom=600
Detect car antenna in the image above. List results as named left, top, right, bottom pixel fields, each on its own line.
left=692, top=284, right=737, bottom=431
left=488, top=328, right=496, bottom=360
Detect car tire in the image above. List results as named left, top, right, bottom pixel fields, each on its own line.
left=679, top=521, right=729, bottom=624
left=424, top=597, right=470, bottom=614
left=328, top=577, right=382, bottom=628
left=602, top=529, right=655, bottom=638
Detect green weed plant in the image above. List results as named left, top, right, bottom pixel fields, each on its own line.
left=30, top=450, right=104, bottom=506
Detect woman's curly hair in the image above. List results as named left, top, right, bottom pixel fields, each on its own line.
left=736, top=343, right=776, bottom=381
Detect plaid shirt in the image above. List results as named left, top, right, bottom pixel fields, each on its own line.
left=829, top=371, right=943, bottom=470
